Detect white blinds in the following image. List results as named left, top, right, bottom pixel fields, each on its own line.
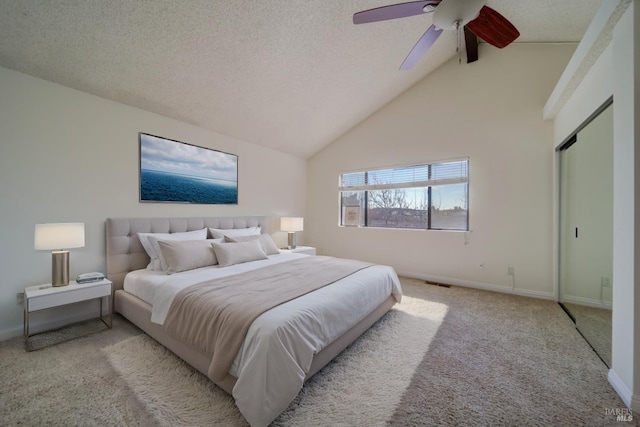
left=339, top=159, right=468, bottom=192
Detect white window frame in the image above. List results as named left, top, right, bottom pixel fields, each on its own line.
left=339, top=158, right=469, bottom=231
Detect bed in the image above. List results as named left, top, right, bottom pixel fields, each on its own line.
left=106, top=216, right=402, bottom=426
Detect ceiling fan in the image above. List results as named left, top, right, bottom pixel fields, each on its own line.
left=353, top=0, right=519, bottom=70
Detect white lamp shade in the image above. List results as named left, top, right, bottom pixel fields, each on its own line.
left=34, top=223, right=85, bottom=250
left=280, top=217, right=304, bottom=232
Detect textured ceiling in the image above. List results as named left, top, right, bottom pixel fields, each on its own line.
left=0, top=0, right=602, bottom=158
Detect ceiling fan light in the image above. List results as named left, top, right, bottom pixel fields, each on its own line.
left=433, top=0, right=485, bottom=30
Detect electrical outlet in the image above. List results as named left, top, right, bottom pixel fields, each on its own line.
left=16, top=292, right=24, bottom=306
left=477, top=261, right=485, bottom=271
left=507, top=267, right=515, bottom=276
left=601, top=277, right=611, bottom=287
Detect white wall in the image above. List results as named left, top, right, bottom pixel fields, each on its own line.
left=549, top=2, right=639, bottom=411
left=610, top=3, right=640, bottom=411
left=551, top=45, right=614, bottom=147
left=307, top=44, right=575, bottom=298
left=0, top=66, right=307, bottom=339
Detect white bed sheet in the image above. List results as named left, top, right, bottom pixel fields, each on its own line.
left=123, top=253, right=402, bottom=427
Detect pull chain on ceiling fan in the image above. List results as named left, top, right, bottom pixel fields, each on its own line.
left=454, top=20, right=461, bottom=64
left=353, top=0, right=519, bottom=70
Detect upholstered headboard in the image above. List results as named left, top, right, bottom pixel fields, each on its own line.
left=106, top=216, right=269, bottom=291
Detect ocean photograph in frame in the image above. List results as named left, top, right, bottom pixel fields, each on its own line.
left=139, top=133, right=238, bottom=204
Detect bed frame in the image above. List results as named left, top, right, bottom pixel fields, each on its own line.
left=105, top=216, right=395, bottom=394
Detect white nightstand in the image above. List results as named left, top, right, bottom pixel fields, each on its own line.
left=24, top=279, right=113, bottom=351
left=280, top=246, right=316, bottom=256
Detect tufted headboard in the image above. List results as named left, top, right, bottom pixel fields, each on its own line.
left=106, top=216, right=269, bottom=291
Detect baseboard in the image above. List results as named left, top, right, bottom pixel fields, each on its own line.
left=562, top=295, right=612, bottom=310
left=397, top=271, right=555, bottom=300
left=608, top=369, right=635, bottom=409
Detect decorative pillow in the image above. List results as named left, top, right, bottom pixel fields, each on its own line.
left=209, top=226, right=261, bottom=239
left=157, top=239, right=221, bottom=274
left=138, top=228, right=207, bottom=271
left=212, top=239, right=267, bottom=267
left=150, top=235, right=221, bottom=271
left=224, top=234, right=280, bottom=256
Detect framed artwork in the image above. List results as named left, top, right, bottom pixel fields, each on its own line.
left=344, top=206, right=361, bottom=226
left=139, top=133, right=238, bottom=204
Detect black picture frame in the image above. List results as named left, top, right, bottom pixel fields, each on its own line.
left=139, top=133, right=238, bottom=204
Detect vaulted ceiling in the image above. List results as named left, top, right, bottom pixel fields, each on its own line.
left=0, top=1, right=601, bottom=158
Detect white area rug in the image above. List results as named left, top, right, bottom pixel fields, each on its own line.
left=103, top=295, right=447, bottom=426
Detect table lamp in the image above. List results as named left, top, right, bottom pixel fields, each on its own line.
left=35, top=223, right=85, bottom=286
left=280, top=217, right=303, bottom=249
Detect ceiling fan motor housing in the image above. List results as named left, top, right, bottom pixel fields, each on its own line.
left=432, top=0, right=486, bottom=30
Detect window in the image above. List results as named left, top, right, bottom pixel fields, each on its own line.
left=339, top=159, right=468, bottom=230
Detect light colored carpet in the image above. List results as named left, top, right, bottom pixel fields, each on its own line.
left=392, top=278, right=634, bottom=427
left=103, top=294, right=447, bottom=426
left=104, top=333, right=241, bottom=426
left=1, top=318, right=153, bottom=426
left=1, top=278, right=635, bottom=426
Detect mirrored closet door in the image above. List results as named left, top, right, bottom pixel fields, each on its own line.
left=559, top=101, right=613, bottom=367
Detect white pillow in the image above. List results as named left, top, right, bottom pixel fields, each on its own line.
left=212, top=239, right=268, bottom=267
left=209, top=226, right=261, bottom=239
left=224, top=234, right=280, bottom=256
left=157, top=239, right=220, bottom=274
left=138, top=228, right=207, bottom=270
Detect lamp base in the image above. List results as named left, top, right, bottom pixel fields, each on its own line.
left=52, top=251, right=70, bottom=287
left=287, top=232, right=297, bottom=250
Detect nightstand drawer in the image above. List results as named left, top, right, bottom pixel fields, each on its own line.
left=25, top=280, right=111, bottom=312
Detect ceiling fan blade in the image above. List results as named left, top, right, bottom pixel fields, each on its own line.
left=464, top=26, right=478, bottom=63
left=465, top=6, right=519, bottom=49
left=353, top=1, right=441, bottom=25
left=400, top=24, right=443, bottom=70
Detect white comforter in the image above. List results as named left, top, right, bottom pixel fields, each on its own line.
left=123, top=253, right=402, bottom=427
